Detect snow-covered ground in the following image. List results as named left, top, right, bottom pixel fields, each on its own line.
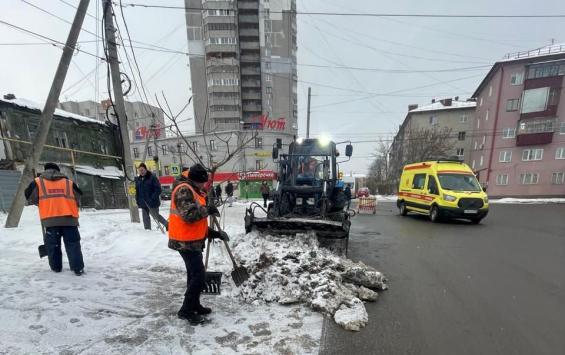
left=0, top=202, right=323, bottom=354
left=489, top=198, right=565, bottom=204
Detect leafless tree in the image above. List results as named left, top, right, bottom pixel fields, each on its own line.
left=366, top=140, right=394, bottom=195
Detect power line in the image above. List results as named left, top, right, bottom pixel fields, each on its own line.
left=118, top=3, right=565, bottom=18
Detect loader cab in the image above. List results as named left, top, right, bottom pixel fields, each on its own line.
left=285, top=138, right=337, bottom=186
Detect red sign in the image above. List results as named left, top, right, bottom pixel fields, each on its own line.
left=245, top=114, right=286, bottom=131
left=238, top=170, right=277, bottom=181
left=134, top=125, right=162, bottom=141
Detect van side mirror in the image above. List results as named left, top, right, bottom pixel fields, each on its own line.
left=345, top=144, right=353, bottom=157
left=272, top=147, right=279, bottom=159
left=483, top=186, right=487, bottom=192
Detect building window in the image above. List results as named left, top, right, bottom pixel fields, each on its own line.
left=526, top=62, right=565, bottom=79
left=460, top=114, right=468, bottom=123
left=499, top=151, right=512, bottom=162
left=207, top=37, right=237, bottom=45
left=560, top=122, right=565, bottom=134
left=429, top=115, right=438, bottom=125
left=456, top=148, right=464, bottom=157
left=556, top=147, right=565, bottom=159
left=520, top=173, right=539, bottom=185
left=458, top=131, right=466, bottom=141
left=502, top=128, right=516, bottom=139
left=477, top=118, right=480, bottom=129
left=177, top=143, right=184, bottom=153
left=191, top=142, right=198, bottom=151
left=162, top=145, right=167, bottom=155
left=266, top=86, right=272, bottom=94
left=84, top=109, right=90, bottom=117
left=210, top=140, right=217, bottom=151
left=256, top=160, right=263, bottom=170
left=479, top=155, right=484, bottom=167
left=54, top=132, right=68, bottom=148
left=100, top=143, right=108, bottom=155
left=552, top=172, right=565, bottom=184
left=472, top=160, right=476, bottom=169
left=510, top=72, right=524, bottom=85
left=506, top=99, right=520, bottom=112
left=474, top=141, right=478, bottom=150
left=133, top=147, right=139, bottom=158
left=147, top=146, right=153, bottom=157
left=522, top=148, right=543, bottom=161
left=485, top=109, right=489, bottom=121
left=482, top=135, right=486, bottom=145
left=521, top=87, right=550, bottom=113
left=255, top=137, right=263, bottom=148
left=496, top=174, right=509, bottom=185
left=479, top=97, right=483, bottom=106
left=488, top=85, right=493, bottom=97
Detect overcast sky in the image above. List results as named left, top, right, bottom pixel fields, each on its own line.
left=1, top=0, right=564, bottom=174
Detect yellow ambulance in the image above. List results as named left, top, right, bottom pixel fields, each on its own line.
left=397, top=159, right=489, bottom=223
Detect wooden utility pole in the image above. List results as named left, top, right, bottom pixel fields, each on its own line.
left=4, top=0, right=91, bottom=228
left=103, top=0, right=140, bottom=223
left=306, top=87, right=311, bottom=138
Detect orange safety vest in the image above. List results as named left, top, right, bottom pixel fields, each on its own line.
left=35, top=177, right=79, bottom=221
left=168, top=182, right=208, bottom=242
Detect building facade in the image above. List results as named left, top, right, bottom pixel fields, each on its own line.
left=1, top=96, right=127, bottom=209
left=184, top=0, right=297, bottom=172
left=469, top=44, right=565, bottom=197
left=389, top=98, right=476, bottom=186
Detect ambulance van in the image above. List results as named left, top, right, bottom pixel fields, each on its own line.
left=397, top=159, right=489, bottom=223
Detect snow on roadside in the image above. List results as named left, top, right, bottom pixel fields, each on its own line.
left=489, top=198, right=565, bottom=204
left=0, top=204, right=322, bottom=354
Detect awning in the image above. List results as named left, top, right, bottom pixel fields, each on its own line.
left=74, top=165, right=125, bottom=180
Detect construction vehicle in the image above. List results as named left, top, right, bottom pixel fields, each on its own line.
left=244, top=138, right=354, bottom=255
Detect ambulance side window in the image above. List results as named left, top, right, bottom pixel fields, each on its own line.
left=412, top=174, right=426, bottom=190
left=428, top=176, right=439, bottom=195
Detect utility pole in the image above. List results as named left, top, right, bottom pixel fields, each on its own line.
left=306, top=87, right=311, bottom=138
left=4, top=0, right=91, bottom=228
left=103, top=0, right=140, bottom=223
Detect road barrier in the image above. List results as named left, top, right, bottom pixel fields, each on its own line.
left=357, top=196, right=377, bottom=215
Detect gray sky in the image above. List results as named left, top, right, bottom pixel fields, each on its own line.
left=1, top=0, right=564, bottom=174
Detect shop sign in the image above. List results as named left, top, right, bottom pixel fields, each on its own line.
left=238, top=170, right=277, bottom=181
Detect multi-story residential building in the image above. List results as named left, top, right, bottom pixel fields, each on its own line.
left=184, top=0, right=298, bottom=172
left=469, top=44, right=565, bottom=197
left=389, top=97, right=476, bottom=186
left=59, top=100, right=165, bottom=144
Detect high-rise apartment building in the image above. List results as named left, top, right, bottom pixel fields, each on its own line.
left=184, top=0, right=298, bottom=171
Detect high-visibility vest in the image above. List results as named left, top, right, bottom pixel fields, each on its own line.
left=168, top=182, right=208, bottom=242
left=35, top=177, right=79, bottom=221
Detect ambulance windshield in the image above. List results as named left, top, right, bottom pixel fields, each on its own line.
left=437, top=173, right=482, bottom=192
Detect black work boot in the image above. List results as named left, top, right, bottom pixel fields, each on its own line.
left=177, top=310, right=206, bottom=325
left=195, top=305, right=212, bottom=315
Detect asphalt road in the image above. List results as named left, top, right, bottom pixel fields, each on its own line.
left=319, top=201, right=565, bottom=355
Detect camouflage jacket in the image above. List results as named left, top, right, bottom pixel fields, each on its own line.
left=168, top=177, right=209, bottom=252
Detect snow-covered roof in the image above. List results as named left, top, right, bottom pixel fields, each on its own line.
left=501, top=43, right=565, bottom=62
left=0, top=97, right=105, bottom=126
left=74, top=165, right=124, bottom=179
left=409, top=100, right=476, bottom=113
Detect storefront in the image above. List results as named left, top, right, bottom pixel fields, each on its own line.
left=237, top=170, right=276, bottom=199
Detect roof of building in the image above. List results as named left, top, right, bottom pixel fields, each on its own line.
left=409, top=100, right=476, bottom=113
left=0, top=97, right=106, bottom=126
left=472, top=43, right=565, bottom=98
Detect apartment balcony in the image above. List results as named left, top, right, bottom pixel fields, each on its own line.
left=202, top=1, right=235, bottom=10
left=239, top=14, right=259, bottom=23
left=239, top=28, right=259, bottom=37
left=209, top=97, right=241, bottom=106
left=516, top=132, right=554, bottom=146
left=239, top=41, right=260, bottom=50
left=241, top=90, right=261, bottom=100
left=210, top=110, right=241, bottom=119
left=203, top=16, right=236, bottom=26
left=241, top=66, right=261, bottom=75
left=241, top=80, right=261, bottom=88
left=240, top=54, right=260, bottom=63
left=238, top=1, right=259, bottom=10
left=205, top=44, right=238, bottom=54
left=205, top=57, right=239, bottom=67
left=523, top=75, right=563, bottom=90
left=520, top=104, right=559, bottom=119
left=207, top=85, right=240, bottom=93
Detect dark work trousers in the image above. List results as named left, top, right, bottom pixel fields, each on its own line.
left=44, top=226, right=84, bottom=272
left=178, top=250, right=206, bottom=312
left=262, top=194, right=269, bottom=208
left=141, top=207, right=168, bottom=230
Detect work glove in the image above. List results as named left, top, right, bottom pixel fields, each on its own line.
left=208, top=228, right=230, bottom=242
left=207, top=205, right=220, bottom=216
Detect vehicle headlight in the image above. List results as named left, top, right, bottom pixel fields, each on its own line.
left=307, top=197, right=315, bottom=205
left=296, top=198, right=303, bottom=205
left=443, top=194, right=456, bottom=202
left=483, top=196, right=488, bottom=203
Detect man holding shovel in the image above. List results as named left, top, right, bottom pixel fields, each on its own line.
left=168, top=164, right=228, bottom=325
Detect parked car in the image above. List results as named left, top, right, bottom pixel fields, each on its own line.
left=357, top=187, right=370, bottom=198
left=396, top=159, right=489, bottom=223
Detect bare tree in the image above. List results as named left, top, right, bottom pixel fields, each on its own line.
left=366, top=140, right=393, bottom=195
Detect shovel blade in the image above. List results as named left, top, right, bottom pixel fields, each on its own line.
left=202, top=272, right=222, bottom=295
left=231, top=267, right=249, bottom=287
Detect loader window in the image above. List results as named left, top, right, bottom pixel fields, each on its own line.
left=412, top=174, right=426, bottom=190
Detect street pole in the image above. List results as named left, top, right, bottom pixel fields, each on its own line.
left=306, top=87, right=311, bottom=138
left=4, top=0, right=91, bottom=228
left=103, top=0, right=140, bottom=223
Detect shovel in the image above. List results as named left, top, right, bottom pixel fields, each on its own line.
left=211, top=215, right=249, bottom=287
left=38, top=226, right=47, bottom=258
left=202, top=235, right=223, bottom=295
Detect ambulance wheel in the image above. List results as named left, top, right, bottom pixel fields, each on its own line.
left=399, top=201, right=408, bottom=216
left=430, top=205, right=441, bottom=223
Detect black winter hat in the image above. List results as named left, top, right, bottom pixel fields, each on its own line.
left=188, top=163, right=208, bottom=183
left=44, top=162, right=60, bottom=172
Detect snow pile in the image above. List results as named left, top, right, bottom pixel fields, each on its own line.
left=490, top=198, right=565, bottom=204
left=231, top=232, right=387, bottom=331
left=0, top=97, right=105, bottom=125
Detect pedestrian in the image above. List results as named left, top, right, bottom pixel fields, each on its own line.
left=135, top=163, right=168, bottom=231
left=344, top=184, right=352, bottom=210
left=215, top=184, right=222, bottom=205
left=24, top=162, right=85, bottom=275
left=168, top=163, right=228, bottom=325
left=225, top=180, right=234, bottom=207
left=260, top=181, right=270, bottom=208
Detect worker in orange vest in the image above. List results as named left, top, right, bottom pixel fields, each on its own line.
left=25, top=162, right=85, bottom=275
left=168, top=163, right=228, bottom=325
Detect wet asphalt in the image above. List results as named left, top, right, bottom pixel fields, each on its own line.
left=319, top=201, right=565, bottom=355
